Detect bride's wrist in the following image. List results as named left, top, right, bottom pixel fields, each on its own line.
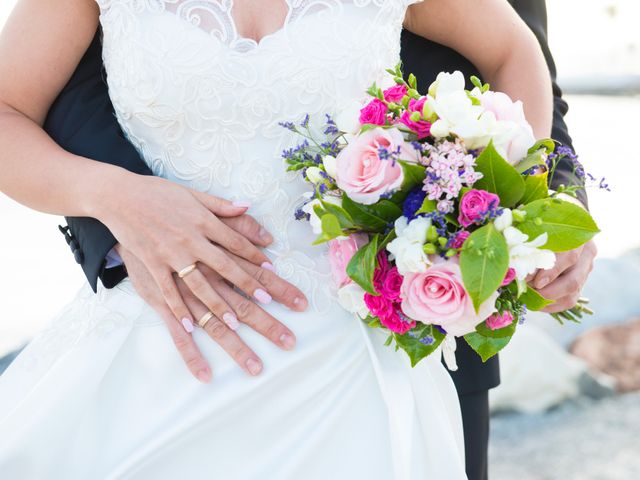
left=80, top=163, right=141, bottom=223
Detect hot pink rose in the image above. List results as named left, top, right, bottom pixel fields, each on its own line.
left=486, top=311, right=514, bottom=331
left=501, top=268, right=516, bottom=287
left=373, top=252, right=391, bottom=292
left=328, top=234, right=368, bottom=288
left=380, top=267, right=403, bottom=302
left=383, top=84, right=408, bottom=103
left=364, top=292, right=394, bottom=319
left=359, top=99, right=388, bottom=126
left=399, top=97, right=431, bottom=139
left=380, top=307, right=416, bottom=334
left=450, top=230, right=470, bottom=249
left=400, top=258, right=498, bottom=336
left=477, top=91, right=536, bottom=164
left=336, top=127, right=417, bottom=205
left=457, top=189, right=500, bottom=227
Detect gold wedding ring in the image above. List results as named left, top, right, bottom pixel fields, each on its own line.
left=177, top=263, right=198, bottom=278
left=198, top=311, right=214, bottom=329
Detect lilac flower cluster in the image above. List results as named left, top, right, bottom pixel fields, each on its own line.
left=422, top=140, right=483, bottom=214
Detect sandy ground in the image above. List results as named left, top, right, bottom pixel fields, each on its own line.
left=490, top=392, right=640, bottom=479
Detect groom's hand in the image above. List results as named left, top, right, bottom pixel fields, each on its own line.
left=530, top=240, right=597, bottom=313
left=97, top=175, right=308, bottom=333
left=118, top=244, right=300, bottom=382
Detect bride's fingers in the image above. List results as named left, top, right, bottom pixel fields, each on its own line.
left=157, top=304, right=212, bottom=383
left=221, top=253, right=308, bottom=312
left=211, top=277, right=297, bottom=351
left=176, top=282, right=264, bottom=376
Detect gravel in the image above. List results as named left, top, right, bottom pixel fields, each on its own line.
left=489, top=393, right=640, bottom=479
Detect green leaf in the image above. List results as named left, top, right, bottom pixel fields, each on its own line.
left=519, top=286, right=554, bottom=311
left=346, top=234, right=379, bottom=294
left=460, top=223, right=509, bottom=312
left=312, top=214, right=344, bottom=245
left=416, top=197, right=437, bottom=215
left=527, top=138, right=556, bottom=155
left=341, top=195, right=391, bottom=231
left=515, top=148, right=547, bottom=174
left=473, top=141, right=525, bottom=207
left=378, top=229, right=397, bottom=252
left=520, top=171, right=549, bottom=204
left=464, top=332, right=513, bottom=362
left=394, top=325, right=446, bottom=367
left=369, top=200, right=403, bottom=223
left=320, top=199, right=354, bottom=229
left=474, top=318, right=517, bottom=338
left=399, top=161, right=426, bottom=190
left=518, top=198, right=600, bottom=251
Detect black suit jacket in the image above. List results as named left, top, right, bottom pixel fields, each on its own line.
left=44, top=0, right=586, bottom=395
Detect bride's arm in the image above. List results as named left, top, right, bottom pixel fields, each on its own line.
left=404, top=0, right=553, bottom=139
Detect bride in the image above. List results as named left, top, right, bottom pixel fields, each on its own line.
left=0, top=0, right=552, bottom=478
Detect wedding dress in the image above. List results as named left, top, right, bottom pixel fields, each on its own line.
left=0, top=1, right=467, bottom=478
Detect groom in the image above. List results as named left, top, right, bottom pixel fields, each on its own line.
left=42, top=1, right=595, bottom=479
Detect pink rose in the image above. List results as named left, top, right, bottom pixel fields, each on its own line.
left=399, top=97, right=431, bottom=139
left=380, top=267, right=403, bottom=302
left=328, top=234, right=368, bottom=288
left=373, top=252, right=391, bottom=292
left=450, top=230, right=470, bottom=249
left=501, top=268, right=516, bottom=287
left=359, top=99, right=388, bottom=126
left=400, top=258, right=498, bottom=336
left=486, top=311, right=514, bottom=331
left=336, top=127, right=417, bottom=205
left=457, top=189, right=500, bottom=228
left=383, top=84, right=408, bottom=103
left=477, top=91, right=536, bottom=164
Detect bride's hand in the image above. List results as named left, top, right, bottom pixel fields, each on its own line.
left=93, top=174, right=308, bottom=333
left=117, top=243, right=299, bottom=382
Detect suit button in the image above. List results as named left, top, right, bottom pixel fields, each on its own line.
left=73, top=249, right=84, bottom=264
left=69, top=239, right=79, bottom=251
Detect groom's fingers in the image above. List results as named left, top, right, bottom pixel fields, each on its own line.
left=220, top=215, right=274, bottom=248
left=532, top=246, right=583, bottom=290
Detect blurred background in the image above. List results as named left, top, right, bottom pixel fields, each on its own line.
left=0, top=1, right=638, bottom=478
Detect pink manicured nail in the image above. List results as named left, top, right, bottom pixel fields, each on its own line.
left=246, top=358, right=262, bottom=376
left=196, top=368, right=211, bottom=383
left=181, top=317, right=194, bottom=333
left=232, top=200, right=251, bottom=208
left=261, top=261, right=276, bottom=272
left=223, top=312, right=239, bottom=331
left=280, top=333, right=296, bottom=350
left=254, top=289, right=272, bottom=305
left=259, top=228, right=274, bottom=243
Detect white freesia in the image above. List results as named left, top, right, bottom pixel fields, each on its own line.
left=335, top=100, right=363, bottom=134
left=337, top=283, right=369, bottom=319
left=428, top=71, right=466, bottom=98
left=322, top=155, right=337, bottom=179
left=503, top=226, right=556, bottom=280
left=301, top=194, right=342, bottom=235
left=305, top=166, right=324, bottom=184
left=494, top=208, right=513, bottom=232
left=386, top=216, right=433, bottom=274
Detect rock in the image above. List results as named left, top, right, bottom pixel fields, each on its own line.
left=490, top=324, right=614, bottom=414
left=570, top=318, right=640, bottom=392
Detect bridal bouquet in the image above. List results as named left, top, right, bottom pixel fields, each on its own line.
left=280, top=65, right=600, bottom=367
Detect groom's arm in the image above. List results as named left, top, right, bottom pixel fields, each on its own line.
left=43, top=29, right=152, bottom=292
left=512, top=0, right=588, bottom=208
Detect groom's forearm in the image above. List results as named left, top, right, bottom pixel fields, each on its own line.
left=44, top=29, right=152, bottom=291
left=512, top=0, right=588, bottom=208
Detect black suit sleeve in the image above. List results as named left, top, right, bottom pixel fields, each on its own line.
left=511, top=0, right=588, bottom=207
left=43, top=29, right=152, bottom=292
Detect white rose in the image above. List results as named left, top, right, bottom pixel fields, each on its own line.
left=337, top=283, right=369, bottom=319
left=494, top=208, right=513, bottom=232
left=503, top=227, right=556, bottom=280
left=386, top=216, right=433, bottom=274
left=305, top=166, right=324, bottom=184
left=335, top=100, right=363, bottom=134
left=322, top=155, right=337, bottom=179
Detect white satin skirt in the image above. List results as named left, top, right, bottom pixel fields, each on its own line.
left=0, top=280, right=466, bottom=479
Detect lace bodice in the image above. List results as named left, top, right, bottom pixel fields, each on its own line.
left=97, top=0, right=420, bottom=311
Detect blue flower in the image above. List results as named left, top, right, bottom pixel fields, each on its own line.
left=402, top=187, right=426, bottom=220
